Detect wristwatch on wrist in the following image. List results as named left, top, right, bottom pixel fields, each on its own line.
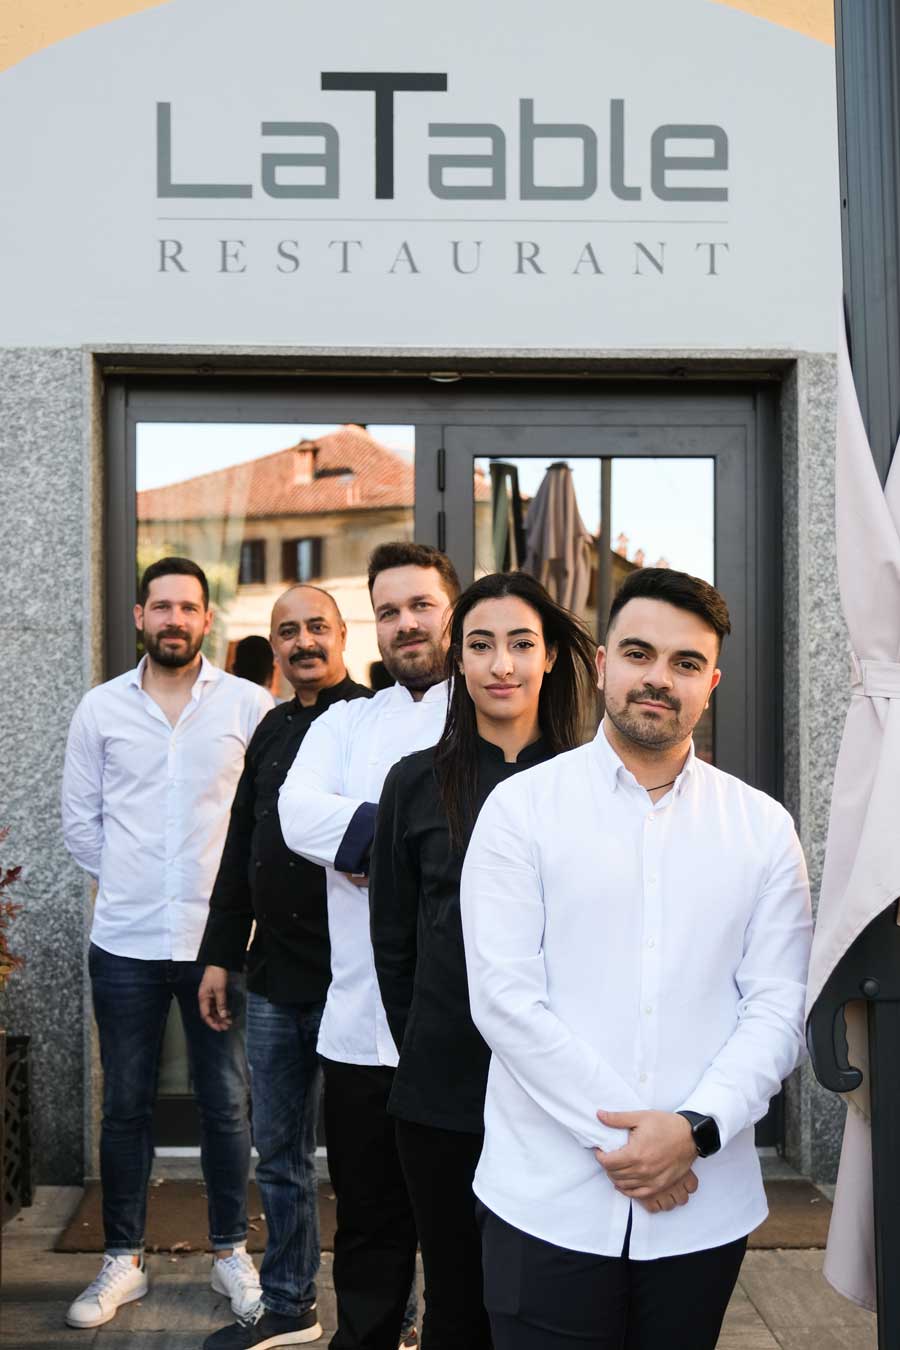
left=676, top=1111, right=721, bottom=1158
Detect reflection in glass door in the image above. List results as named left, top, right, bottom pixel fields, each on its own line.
left=474, top=453, right=716, bottom=762
left=135, top=419, right=416, bottom=1142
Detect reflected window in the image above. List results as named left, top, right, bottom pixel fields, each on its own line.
left=238, top=539, right=266, bottom=585
left=282, top=536, right=323, bottom=583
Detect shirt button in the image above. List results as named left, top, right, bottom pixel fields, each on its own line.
left=648, top=875, right=658, bottom=886
left=647, top=937, right=656, bottom=949
left=647, top=814, right=655, bottom=824
left=639, top=1072, right=648, bottom=1083
left=644, top=1004, right=653, bottom=1015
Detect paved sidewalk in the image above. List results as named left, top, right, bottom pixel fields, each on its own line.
left=2, top=1186, right=877, bottom=1349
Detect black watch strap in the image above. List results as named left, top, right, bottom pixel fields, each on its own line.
left=676, top=1110, right=721, bottom=1157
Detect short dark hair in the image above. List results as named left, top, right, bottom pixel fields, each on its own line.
left=366, top=541, right=461, bottom=603
left=232, top=635, right=274, bottom=686
left=607, top=567, right=731, bottom=648
left=139, top=556, right=210, bottom=608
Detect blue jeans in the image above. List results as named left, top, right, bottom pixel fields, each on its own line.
left=89, top=943, right=250, bottom=1255
left=246, top=993, right=324, bottom=1319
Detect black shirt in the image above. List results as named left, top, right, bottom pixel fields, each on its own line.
left=369, top=733, right=552, bottom=1133
left=198, top=675, right=372, bottom=1005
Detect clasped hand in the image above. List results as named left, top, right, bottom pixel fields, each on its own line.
left=594, top=1109, right=699, bottom=1214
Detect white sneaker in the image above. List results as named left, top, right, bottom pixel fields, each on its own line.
left=65, top=1253, right=149, bottom=1328
left=211, top=1245, right=263, bottom=1318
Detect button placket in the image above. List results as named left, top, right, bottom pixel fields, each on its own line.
left=638, top=806, right=663, bottom=1091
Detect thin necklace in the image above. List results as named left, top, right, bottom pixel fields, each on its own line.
left=646, top=777, right=677, bottom=793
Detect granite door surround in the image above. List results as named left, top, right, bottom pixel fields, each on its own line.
left=0, top=344, right=842, bottom=1184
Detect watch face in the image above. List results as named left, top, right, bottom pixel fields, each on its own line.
left=695, top=1116, right=720, bottom=1157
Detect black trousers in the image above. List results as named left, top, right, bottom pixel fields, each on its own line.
left=479, top=1203, right=747, bottom=1350
left=321, top=1058, right=418, bottom=1350
left=395, top=1117, right=492, bottom=1350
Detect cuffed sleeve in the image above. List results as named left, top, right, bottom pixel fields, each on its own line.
left=461, top=779, right=642, bottom=1153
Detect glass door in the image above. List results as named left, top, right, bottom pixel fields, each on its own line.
left=438, top=420, right=767, bottom=786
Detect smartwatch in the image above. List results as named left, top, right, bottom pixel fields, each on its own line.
left=676, top=1111, right=721, bottom=1158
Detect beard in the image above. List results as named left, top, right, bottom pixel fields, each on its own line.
left=605, top=684, right=689, bottom=750
left=380, top=634, right=447, bottom=692
left=142, top=626, right=204, bottom=669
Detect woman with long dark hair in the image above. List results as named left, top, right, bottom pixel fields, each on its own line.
left=369, top=571, right=597, bottom=1349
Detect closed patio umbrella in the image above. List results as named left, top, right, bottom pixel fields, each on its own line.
left=805, top=320, right=900, bottom=1315
left=523, top=461, right=593, bottom=611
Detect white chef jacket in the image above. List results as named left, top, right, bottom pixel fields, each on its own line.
left=62, top=655, right=272, bottom=961
left=278, top=679, right=448, bottom=1066
left=460, top=724, right=812, bottom=1260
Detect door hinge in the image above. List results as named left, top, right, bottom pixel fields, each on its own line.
left=437, top=508, right=446, bottom=552
left=437, top=446, right=446, bottom=493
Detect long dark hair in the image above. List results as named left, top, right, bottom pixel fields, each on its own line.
left=434, top=572, right=597, bottom=848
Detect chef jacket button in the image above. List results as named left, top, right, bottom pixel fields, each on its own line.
left=288, top=860, right=296, bottom=869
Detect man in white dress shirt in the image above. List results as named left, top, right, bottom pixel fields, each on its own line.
left=61, top=558, right=272, bottom=1332
left=461, top=567, right=813, bottom=1350
left=279, top=542, right=459, bottom=1350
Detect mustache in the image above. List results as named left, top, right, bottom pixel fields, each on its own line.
left=393, top=635, right=430, bottom=650
left=290, top=648, right=327, bottom=663
left=627, top=685, right=681, bottom=712
left=159, top=629, right=190, bottom=641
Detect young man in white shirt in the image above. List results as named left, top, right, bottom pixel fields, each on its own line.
left=278, top=542, right=459, bottom=1350
left=61, top=557, right=273, bottom=1332
left=460, top=567, right=813, bottom=1350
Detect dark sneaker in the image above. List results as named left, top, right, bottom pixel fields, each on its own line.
left=398, top=1331, right=419, bottom=1349
left=203, top=1303, right=322, bottom=1349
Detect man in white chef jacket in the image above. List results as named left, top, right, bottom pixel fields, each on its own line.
left=279, top=542, right=459, bottom=1350
left=461, top=567, right=813, bottom=1350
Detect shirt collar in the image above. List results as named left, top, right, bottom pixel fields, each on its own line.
left=129, top=652, right=219, bottom=694
left=477, top=733, right=547, bottom=767
left=391, top=678, right=450, bottom=706
left=592, top=720, right=696, bottom=796
left=291, top=674, right=358, bottom=714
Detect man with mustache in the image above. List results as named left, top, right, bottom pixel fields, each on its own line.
left=461, top=567, right=813, bottom=1350
left=196, top=584, right=371, bottom=1350
left=61, top=557, right=273, bottom=1331
left=278, top=542, right=460, bottom=1350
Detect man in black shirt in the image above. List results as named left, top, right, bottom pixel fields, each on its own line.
left=198, top=585, right=371, bottom=1350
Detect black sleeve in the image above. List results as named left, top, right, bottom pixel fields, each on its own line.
left=197, top=750, right=257, bottom=972
left=369, top=758, right=421, bottom=1053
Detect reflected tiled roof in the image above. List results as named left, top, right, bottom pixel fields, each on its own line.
left=138, top=425, right=413, bottom=521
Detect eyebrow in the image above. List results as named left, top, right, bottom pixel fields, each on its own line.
left=617, top=636, right=710, bottom=666
left=466, top=627, right=540, bottom=638
left=279, top=615, right=328, bottom=628
left=376, top=593, right=434, bottom=613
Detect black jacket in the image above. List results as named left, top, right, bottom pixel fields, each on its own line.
left=198, top=676, right=372, bottom=1004
left=369, top=734, right=552, bottom=1132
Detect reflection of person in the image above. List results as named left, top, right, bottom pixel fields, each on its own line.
left=232, top=635, right=276, bottom=693
left=461, top=568, right=813, bottom=1350
left=279, top=542, right=460, bottom=1350
left=197, top=585, right=371, bottom=1350
left=61, top=557, right=273, bottom=1331
left=370, top=572, right=597, bottom=1350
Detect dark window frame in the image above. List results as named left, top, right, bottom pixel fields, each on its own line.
left=282, top=535, right=324, bottom=583
left=238, top=538, right=267, bottom=586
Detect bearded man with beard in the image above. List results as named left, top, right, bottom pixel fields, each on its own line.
left=278, top=542, right=460, bottom=1350
left=61, top=557, right=273, bottom=1333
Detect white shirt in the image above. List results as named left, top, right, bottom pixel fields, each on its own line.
left=62, top=656, right=272, bottom=960
left=279, top=679, right=448, bottom=1066
left=460, top=725, right=812, bottom=1259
